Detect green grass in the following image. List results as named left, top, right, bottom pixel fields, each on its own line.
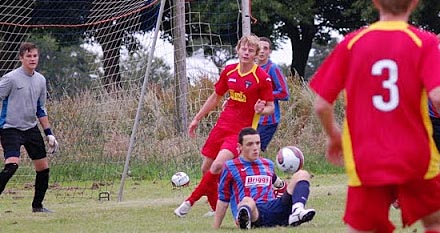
left=0, top=174, right=423, bottom=232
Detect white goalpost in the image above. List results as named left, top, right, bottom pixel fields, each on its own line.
left=117, top=0, right=167, bottom=202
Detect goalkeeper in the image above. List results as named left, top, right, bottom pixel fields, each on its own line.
left=213, top=127, right=315, bottom=229
left=0, top=42, right=58, bottom=213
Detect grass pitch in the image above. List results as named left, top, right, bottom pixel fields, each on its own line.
left=0, top=174, right=422, bottom=232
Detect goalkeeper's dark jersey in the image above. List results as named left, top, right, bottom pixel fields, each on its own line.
left=0, top=66, right=48, bottom=130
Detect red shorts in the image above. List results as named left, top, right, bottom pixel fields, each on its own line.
left=344, top=175, right=440, bottom=232
left=201, top=125, right=240, bottom=159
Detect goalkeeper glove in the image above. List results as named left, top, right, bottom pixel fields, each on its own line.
left=47, top=135, right=59, bottom=154
left=273, top=180, right=287, bottom=198
left=44, top=128, right=59, bottom=154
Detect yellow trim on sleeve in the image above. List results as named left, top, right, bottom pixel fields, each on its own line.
left=226, top=64, right=239, bottom=76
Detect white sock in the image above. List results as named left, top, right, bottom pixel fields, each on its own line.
left=292, top=202, right=304, bottom=213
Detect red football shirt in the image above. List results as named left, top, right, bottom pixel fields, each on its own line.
left=310, top=21, right=440, bottom=186
left=215, top=63, right=274, bottom=129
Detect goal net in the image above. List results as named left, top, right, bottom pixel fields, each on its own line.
left=0, top=0, right=240, bottom=201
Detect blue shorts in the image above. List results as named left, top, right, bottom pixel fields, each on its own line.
left=257, top=123, right=278, bottom=152
left=0, top=126, right=46, bottom=160
left=255, top=192, right=292, bottom=227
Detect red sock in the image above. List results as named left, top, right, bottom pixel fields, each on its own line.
left=425, top=231, right=440, bottom=233
left=206, top=173, right=219, bottom=211
left=186, top=171, right=216, bottom=205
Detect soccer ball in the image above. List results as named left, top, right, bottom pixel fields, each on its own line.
left=276, top=146, right=304, bottom=173
left=171, top=172, right=190, bottom=187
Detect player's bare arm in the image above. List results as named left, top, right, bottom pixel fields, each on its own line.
left=213, top=200, right=229, bottom=229
left=429, top=87, right=440, bottom=113
left=313, top=96, right=343, bottom=166
left=188, top=92, right=223, bottom=137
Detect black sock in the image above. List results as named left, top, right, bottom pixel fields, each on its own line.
left=32, top=168, right=49, bottom=209
left=0, top=163, right=18, bottom=195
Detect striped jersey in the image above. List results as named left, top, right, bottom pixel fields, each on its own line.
left=429, top=100, right=440, bottom=118
left=310, top=21, right=440, bottom=186
left=259, top=60, right=289, bottom=125
left=215, top=63, right=274, bottom=129
left=218, top=157, right=276, bottom=219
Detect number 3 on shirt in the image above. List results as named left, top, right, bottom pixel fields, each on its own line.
left=372, top=59, right=399, bottom=112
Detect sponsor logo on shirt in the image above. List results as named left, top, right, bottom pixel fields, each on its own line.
left=245, top=175, right=271, bottom=187
left=228, top=78, right=237, bottom=82
left=229, top=90, right=246, bottom=102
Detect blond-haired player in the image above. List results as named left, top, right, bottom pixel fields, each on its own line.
left=174, top=34, right=275, bottom=217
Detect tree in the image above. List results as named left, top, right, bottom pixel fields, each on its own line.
left=86, top=0, right=160, bottom=92
left=304, top=37, right=338, bottom=79
left=0, top=1, right=93, bottom=85
left=0, top=0, right=35, bottom=76
left=251, top=0, right=440, bottom=80
left=182, top=0, right=439, bottom=80
left=29, top=34, right=95, bottom=99
left=0, top=0, right=162, bottom=92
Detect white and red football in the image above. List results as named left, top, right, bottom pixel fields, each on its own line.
left=276, top=146, right=304, bottom=173
left=171, top=172, right=190, bottom=187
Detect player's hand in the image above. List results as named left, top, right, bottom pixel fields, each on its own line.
left=273, top=180, right=287, bottom=198
left=391, top=199, right=400, bottom=209
left=47, top=135, right=59, bottom=154
left=188, top=119, right=199, bottom=138
left=254, top=99, right=266, bottom=113
left=326, top=130, right=343, bottom=166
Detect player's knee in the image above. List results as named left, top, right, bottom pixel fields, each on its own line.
left=210, top=158, right=226, bottom=174
left=239, top=196, right=255, bottom=206
left=209, top=162, right=223, bottom=174
left=1, top=163, right=19, bottom=178
left=291, top=169, right=311, bottom=181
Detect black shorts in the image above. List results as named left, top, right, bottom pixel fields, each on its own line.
left=431, top=116, right=440, bottom=151
left=0, top=126, right=46, bottom=160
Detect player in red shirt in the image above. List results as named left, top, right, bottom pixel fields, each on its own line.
left=310, top=0, right=440, bottom=232
left=174, top=34, right=274, bottom=217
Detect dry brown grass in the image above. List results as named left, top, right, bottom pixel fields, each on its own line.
left=46, top=74, right=334, bottom=167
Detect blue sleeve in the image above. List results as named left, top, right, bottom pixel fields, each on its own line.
left=36, top=78, right=48, bottom=118
left=218, top=164, right=231, bottom=202
left=269, top=65, right=289, bottom=101
left=0, top=77, right=12, bottom=101
left=36, top=99, right=47, bottom=118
